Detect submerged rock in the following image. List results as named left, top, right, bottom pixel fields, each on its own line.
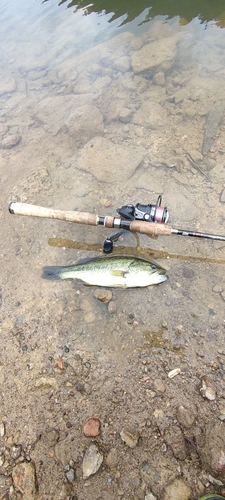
left=131, top=36, right=179, bottom=76
left=77, top=136, right=143, bottom=182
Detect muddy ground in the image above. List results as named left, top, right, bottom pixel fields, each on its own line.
left=1, top=4, right=225, bottom=500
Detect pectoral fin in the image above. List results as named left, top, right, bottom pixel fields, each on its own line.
left=110, top=270, right=126, bottom=277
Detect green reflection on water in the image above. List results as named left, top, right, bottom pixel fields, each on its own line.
left=43, top=0, right=225, bottom=27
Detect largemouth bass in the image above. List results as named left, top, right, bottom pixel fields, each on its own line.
left=42, top=256, right=167, bottom=288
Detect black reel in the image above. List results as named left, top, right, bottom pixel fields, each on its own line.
left=103, top=195, right=169, bottom=253
left=117, top=195, right=169, bottom=224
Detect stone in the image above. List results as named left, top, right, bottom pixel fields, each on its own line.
left=11, top=445, right=22, bottom=460
left=113, top=56, right=131, bottom=72
left=200, top=375, right=216, bottom=401
left=131, top=36, right=179, bottom=76
left=145, top=492, right=157, bottom=500
left=77, top=136, right=143, bottom=183
left=0, top=423, right=5, bottom=437
left=35, top=377, right=58, bottom=391
left=196, top=421, right=225, bottom=481
left=65, top=468, right=76, bottom=483
left=140, top=461, right=159, bottom=484
left=133, top=101, right=168, bottom=129
left=82, top=443, right=103, bottom=479
left=63, top=104, right=104, bottom=146
left=93, top=289, right=113, bottom=303
left=83, top=418, right=101, bottom=437
left=108, top=301, right=117, bottom=314
left=105, top=448, right=119, bottom=468
left=153, top=378, right=166, bottom=393
left=163, top=477, right=191, bottom=500
left=176, top=405, right=195, bottom=428
left=120, top=427, right=139, bottom=448
left=0, top=475, right=11, bottom=498
left=0, top=134, right=21, bottom=149
left=164, top=426, right=187, bottom=460
left=12, top=462, right=37, bottom=500
left=0, top=75, right=16, bottom=94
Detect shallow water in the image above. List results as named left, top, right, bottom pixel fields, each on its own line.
left=1, top=0, right=225, bottom=367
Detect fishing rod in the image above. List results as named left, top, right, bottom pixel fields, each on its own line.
left=8, top=196, right=225, bottom=252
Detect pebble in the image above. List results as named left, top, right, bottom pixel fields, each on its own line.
left=82, top=443, right=103, bottom=480
left=84, top=312, right=96, bottom=323
left=105, top=448, right=119, bottom=468
left=140, top=461, right=159, bottom=484
left=0, top=423, right=5, bottom=437
left=108, top=301, right=117, bottom=314
left=0, top=134, right=21, bottom=149
left=200, top=375, right=216, bottom=400
left=65, top=468, right=76, bottom=483
left=168, top=368, right=181, bottom=378
left=12, top=462, right=37, bottom=500
left=120, top=427, right=139, bottom=448
left=153, top=378, right=166, bottom=393
left=11, top=445, right=22, bottom=460
left=176, top=405, right=195, bottom=428
left=145, top=492, right=157, bottom=500
left=93, top=289, right=113, bottom=303
left=163, top=477, right=191, bottom=500
left=83, top=417, right=101, bottom=437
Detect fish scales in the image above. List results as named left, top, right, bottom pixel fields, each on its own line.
left=42, top=256, right=168, bottom=288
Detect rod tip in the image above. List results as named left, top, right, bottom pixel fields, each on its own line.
left=8, top=202, right=15, bottom=214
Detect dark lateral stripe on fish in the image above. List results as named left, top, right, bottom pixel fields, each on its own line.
left=42, top=266, right=63, bottom=280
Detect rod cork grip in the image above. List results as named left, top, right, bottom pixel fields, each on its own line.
left=130, top=220, right=172, bottom=236
left=8, top=203, right=98, bottom=225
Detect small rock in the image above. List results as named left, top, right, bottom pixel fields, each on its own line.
left=108, top=301, right=117, bottom=314
left=163, top=477, right=191, bottom=500
left=83, top=417, right=101, bottom=437
left=11, top=445, right=22, bottom=460
left=196, top=421, right=225, bottom=482
left=140, top=461, right=159, bottom=484
left=168, top=368, right=181, bottom=378
left=176, top=405, right=195, bottom=428
left=0, top=475, right=11, bottom=498
left=94, top=289, right=113, bottom=303
left=145, top=491, right=157, bottom=500
left=200, top=375, right=216, bottom=400
left=105, top=448, right=119, bottom=468
left=153, top=378, right=166, bottom=393
left=0, top=423, right=5, bottom=437
left=120, top=427, right=139, bottom=448
left=35, top=377, right=58, bottom=391
left=82, top=443, right=103, bottom=480
left=84, top=311, right=96, bottom=324
left=0, top=134, right=21, bottom=149
left=12, top=462, right=37, bottom=500
left=65, top=468, right=76, bottom=483
left=119, top=107, right=132, bottom=123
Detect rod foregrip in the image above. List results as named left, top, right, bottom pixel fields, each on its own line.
left=8, top=202, right=98, bottom=226
left=129, top=219, right=172, bottom=236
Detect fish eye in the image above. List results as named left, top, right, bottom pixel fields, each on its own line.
left=150, top=264, right=157, bottom=269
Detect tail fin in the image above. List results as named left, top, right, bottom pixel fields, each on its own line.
left=42, top=266, right=63, bottom=280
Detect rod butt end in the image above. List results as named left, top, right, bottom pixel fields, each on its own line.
left=8, top=202, right=15, bottom=214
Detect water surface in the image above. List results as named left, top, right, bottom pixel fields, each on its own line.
left=1, top=0, right=225, bottom=364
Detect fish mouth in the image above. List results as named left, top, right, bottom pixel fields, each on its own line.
left=156, top=268, right=168, bottom=283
